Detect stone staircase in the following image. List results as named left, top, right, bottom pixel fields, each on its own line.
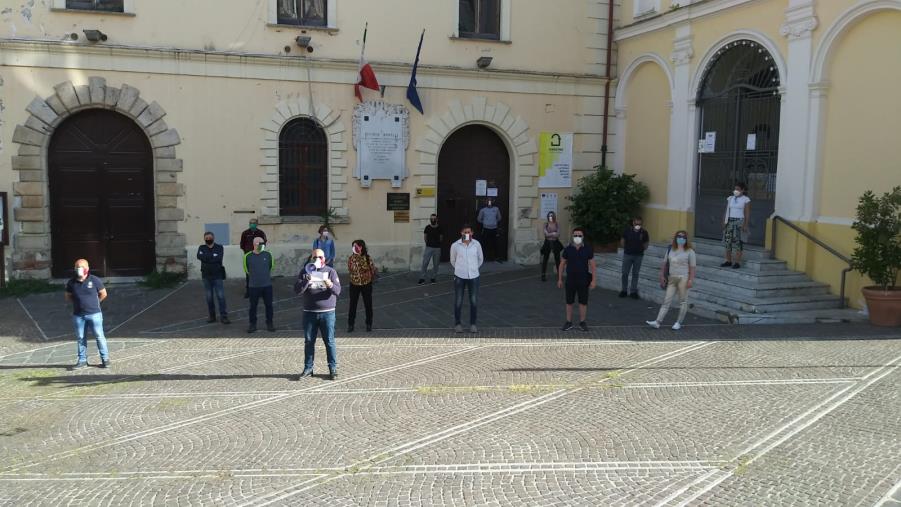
left=595, top=238, right=866, bottom=324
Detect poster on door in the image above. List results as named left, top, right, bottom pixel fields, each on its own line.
left=538, top=132, right=572, bottom=188
left=540, top=192, right=558, bottom=219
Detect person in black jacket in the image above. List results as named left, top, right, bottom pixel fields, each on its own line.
left=197, top=231, right=230, bottom=324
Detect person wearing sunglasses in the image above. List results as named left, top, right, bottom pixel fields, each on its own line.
left=294, top=248, right=342, bottom=380
left=646, top=230, right=696, bottom=330
left=557, top=227, right=596, bottom=332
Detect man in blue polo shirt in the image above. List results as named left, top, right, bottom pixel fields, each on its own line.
left=557, top=227, right=597, bottom=332
left=65, top=258, right=110, bottom=369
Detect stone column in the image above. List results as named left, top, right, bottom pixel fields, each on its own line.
left=667, top=24, right=695, bottom=213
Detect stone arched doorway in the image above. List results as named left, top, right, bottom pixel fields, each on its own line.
left=694, top=40, right=781, bottom=245
left=437, top=125, right=511, bottom=261
left=49, top=109, right=155, bottom=277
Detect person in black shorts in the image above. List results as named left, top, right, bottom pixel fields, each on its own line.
left=557, top=227, right=597, bottom=332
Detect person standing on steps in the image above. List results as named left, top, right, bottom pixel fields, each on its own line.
left=313, top=225, right=336, bottom=268
left=347, top=239, right=376, bottom=332
left=294, top=248, right=342, bottom=380
left=646, top=230, right=697, bottom=331
left=620, top=216, right=650, bottom=299
left=558, top=227, right=596, bottom=332
left=477, top=199, right=502, bottom=263
left=65, top=258, right=110, bottom=369
left=722, top=183, right=751, bottom=269
left=197, top=231, right=230, bottom=324
left=240, top=218, right=267, bottom=298
left=244, top=237, right=275, bottom=333
left=450, top=224, right=483, bottom=333
left=540, top=211, right=563, bottom=282
left=419, top=213, right=442, bottom=285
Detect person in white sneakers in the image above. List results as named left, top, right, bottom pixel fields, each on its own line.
left=647, top=230, right=696, bottom=330
left=450, top=224, right=483, bottom=333
left=722, top=182, right=751, bottom=269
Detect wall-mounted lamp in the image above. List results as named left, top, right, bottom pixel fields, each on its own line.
left=476, top=56, right=493, bottom=69
left=295, top=35, right=312, bottom=47
left=83, top=29, right=107, bottom=42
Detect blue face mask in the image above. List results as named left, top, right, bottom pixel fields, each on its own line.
left=676, top=237, right=687, bottom=246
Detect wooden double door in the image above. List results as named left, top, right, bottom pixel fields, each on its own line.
left=49, top=109, right=156, bottom=278
left=437, top=125, right=510, bottom=261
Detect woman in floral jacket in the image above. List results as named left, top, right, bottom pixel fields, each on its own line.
left=347, top=239, right=377, bottom=332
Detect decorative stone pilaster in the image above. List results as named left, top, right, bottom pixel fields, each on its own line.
left=668, top=24, right=696, bottom=212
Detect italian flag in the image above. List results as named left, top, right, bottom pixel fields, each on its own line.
left=355, top=23, right=380, bottom=101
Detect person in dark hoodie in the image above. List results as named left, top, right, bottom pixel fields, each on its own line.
left=294, top=248, right=342, bottom=380
left=196, top=231, right=230, bottom=324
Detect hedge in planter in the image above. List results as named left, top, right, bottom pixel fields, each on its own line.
left=566, top=167, right=650, bottom=246
left=851, top=185, right=901, bottom=326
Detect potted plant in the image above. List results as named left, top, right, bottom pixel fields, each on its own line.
left=566, top=166, right=649, bottom=251
left=850, top=186, right=901, bottom=326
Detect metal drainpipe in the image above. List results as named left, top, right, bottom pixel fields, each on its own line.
left=600, top=0, right=615, bottom=169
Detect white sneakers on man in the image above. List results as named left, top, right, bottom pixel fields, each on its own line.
left=645, top=320, right=660, bottom=329
left=671, top=322, right=682, bottom=330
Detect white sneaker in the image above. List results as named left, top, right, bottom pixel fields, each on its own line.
left=646, top=320, right=660, bottom=329
left=469, top=325, right=478, bottom=333
left=454, top=324, right=463, bottom=333
left=671, top=322, right=682, bottom=330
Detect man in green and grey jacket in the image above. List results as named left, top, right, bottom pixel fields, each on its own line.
left=244, top=236, right=275, bottom=333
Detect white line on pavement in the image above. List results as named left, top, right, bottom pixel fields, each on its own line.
left=107, top=282, right=190, bottom=335
left=15, top=298, right=49, bottom=341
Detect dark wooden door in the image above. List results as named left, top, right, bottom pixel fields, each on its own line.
left=437, top=125, right=510, bottom=261
left=49, top=109, right=155, bottom=277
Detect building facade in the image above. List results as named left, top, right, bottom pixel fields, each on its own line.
left=613, top=0, right=901, bottom=309
left=0, top=0, right=613, bottom=280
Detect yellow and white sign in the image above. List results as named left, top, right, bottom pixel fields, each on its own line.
left=538, top=132, right=573, bottom=188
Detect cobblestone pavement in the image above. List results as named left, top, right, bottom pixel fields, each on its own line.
left=1, top=267, right=900, bottom=505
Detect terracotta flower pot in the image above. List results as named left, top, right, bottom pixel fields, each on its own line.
left=861, top=286, right=901, bottom=327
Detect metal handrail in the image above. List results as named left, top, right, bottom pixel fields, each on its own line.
left=770, top=215, right=852, bottom=308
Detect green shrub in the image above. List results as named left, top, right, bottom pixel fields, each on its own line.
left=851, top=186, right=901, bottom=291
left=138, top=271, right=186, bottom=289
left=566, top=167, right=650, bottom=245
left=0, top=279, right=62, bottom=298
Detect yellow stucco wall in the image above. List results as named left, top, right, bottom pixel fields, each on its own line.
left=623, top=62, right=670, bottom=206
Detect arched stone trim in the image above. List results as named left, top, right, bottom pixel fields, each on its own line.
left=413, top=96, right=540, bottom=263
left=259, top=99, right=348, bottom=219
left=10, top=76, right=185, bottom=279
left=613, top=53, right=674, bottom=174
left=811, top=0, right=901, bottom=83
left=689, top=30, right=788, bottom=98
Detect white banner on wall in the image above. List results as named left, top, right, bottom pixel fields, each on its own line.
left=538, top=132, right=573, bottom=188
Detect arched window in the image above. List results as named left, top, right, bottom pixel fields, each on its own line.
left=279, top=118, right=327, bottom=216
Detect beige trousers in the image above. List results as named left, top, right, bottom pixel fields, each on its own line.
left=656, top=275, right=690, bottom=324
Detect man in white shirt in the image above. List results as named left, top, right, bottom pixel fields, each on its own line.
left=450, top=224, right=484, bottom=333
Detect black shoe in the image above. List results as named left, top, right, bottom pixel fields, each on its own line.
left=329, top=369, right=338, bottom=380
left=618, top=291, right=627, bottom=298
left=244, top=292, right=249, bottom=299
left=100, top=358, right=111, bottom=368
left=630, top=293, right=640, bottom=300
left=732, top=263, right=741, bottom=269
left=207, top=314, right=217, bottom=323
left=542, top=274, right=547, bottom=281
left=561, top=321, right=573, bottom=331
left=295, top=369, right=313, bottom=380
left=71, top=361, right=88, bottom=371
left=418, top=279, right=425, bottom=285
left=720, top=261, right=732, bottom=267
left=366, top=324, right=372, bottom=332
left=247, top=325, right=257, bottom=333
left=430, top=279, right=437, bottom=284
left=347, top=325, right=354, bottom=333
left=221, top=316, right=231, bottom=325
left=578, top=322, right=589, bottom=332
left=266, top=323, right=276, bottom=332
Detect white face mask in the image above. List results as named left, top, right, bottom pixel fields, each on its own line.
left=322, top=231, right=329, bottom=238
left=352, top=245, right=361, bottom=255
left=76, top=266, right=86, bottom=278
left=573, top=236, right=583, bottom=245
left=313, top=258, right=324, bottom=269
left=463, top=233, right=471, bottom=241
left=733, top=190, right=742, bottom=197
left=633, top=225, right=641, bottom=231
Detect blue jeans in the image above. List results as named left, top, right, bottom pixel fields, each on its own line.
left=248, top=286, right=273, bottom=326
left=72, top=312, right=109, bottom=363
left=202, top=278, right=228, bottom=316
left=303, top=311, right=337, bottom=370
left=454, top=276, right=480, bottom=325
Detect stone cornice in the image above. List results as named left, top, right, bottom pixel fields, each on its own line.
left=615, top=0, right=755, bottom=41
left=780, top=0, right=818, bottom=40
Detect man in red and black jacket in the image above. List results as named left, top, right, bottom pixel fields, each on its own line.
left=239, top=218, right=267, bottom=298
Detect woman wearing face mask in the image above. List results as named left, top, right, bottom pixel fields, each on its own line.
left=646, top=231, right=696, bottom=330
left=539, top=212, right=563, bottom=282
left=346, top=239, right=376, bottom=332
left=722, top=183, right=751, bottom=269
left=313, top=225, right=336, bottom=268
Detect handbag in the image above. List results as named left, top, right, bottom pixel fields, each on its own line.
left=661, top=246, right=671, bottom=290
left=368, top=256, right=379, bottom=283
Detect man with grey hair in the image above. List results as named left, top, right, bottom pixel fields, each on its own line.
left=294, top=248, right=342, bottom=380
left=65, top=258, right=110, bottom=369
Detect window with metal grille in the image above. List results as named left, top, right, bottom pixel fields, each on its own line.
left=277, top=0, right=327, bottom=26
left=279, top=118, right=328, bottom=216
left=459, top=0, right=500, bottom=40
left=65, top=0, right=123, bottom=12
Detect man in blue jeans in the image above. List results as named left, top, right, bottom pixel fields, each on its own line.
left=197, top=231, right=230, bottom=324
left=450, top=224, right=484, bottom=333
left=65, top=258, right=110, bottom=369
left=294, top=248, right=342, bottom=380
left=244, top=237, right=275, bottom=333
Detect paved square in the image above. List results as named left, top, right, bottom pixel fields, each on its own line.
left=1, top=269, right=900, bottom=505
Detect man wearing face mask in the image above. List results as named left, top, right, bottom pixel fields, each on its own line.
left=294, top=248, right=342, bottom=380
left=557, top=227, right=597, bottom=332
left=450, top=224, right=484, bottom=333
left=243, top=237, right=275, bottom=333
left=197, top=232, right=230, bottom=324
left=65, top=259, right=110, bottom=369
left=313, top=225, right=336, bottom=268
left=620, top=216, right=650, bottom=299
left=476, top=199, right=503, bottom=263
left=240, top=218, right=267, bottom=298
left=419, top=213, right=442, bottom=285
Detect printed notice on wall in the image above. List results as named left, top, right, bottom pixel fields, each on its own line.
left=746, top=133, right=757, bottom=151
left=475, top=179, right=487, bottom=196
left=540, top=192, right=558, bottom=219
left=538, top=132, right=573, bottom=188
left=703, top=132, right=716, bottom=153
left=486, top=187, right=498, bottom=197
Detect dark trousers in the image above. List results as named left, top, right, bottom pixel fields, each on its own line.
left=540, top=241, right=562, bottom=276
left=621, top=253, right=644, bottom=294
left=248, top=286, right=273, bottom=325
left=348, top=283, right=373, bottom=327
left=482, top=228, right=498, bottom=261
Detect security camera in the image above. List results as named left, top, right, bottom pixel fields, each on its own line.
left=83, top=29, right=108, bottom=42
left=295, top=35, right=311, bottom=47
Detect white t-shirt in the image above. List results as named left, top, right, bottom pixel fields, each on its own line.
left=725, top=195, right=751, bottom=221
left=667, top=248, right=697, bottom=278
